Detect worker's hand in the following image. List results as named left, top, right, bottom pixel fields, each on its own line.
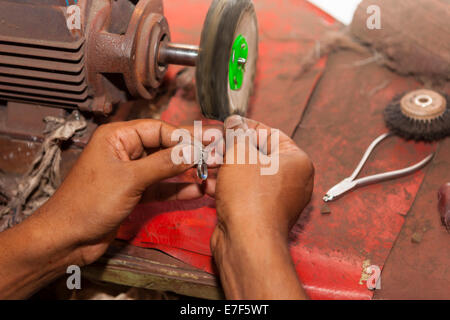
left=213, top=115, right=314, bottom=242
left=35, top=119, right=213, bottom=267
left=210, top=115, right=314, bottom=299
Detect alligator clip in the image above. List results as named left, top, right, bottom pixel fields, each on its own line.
left=323, top=133, right=435, bottom=202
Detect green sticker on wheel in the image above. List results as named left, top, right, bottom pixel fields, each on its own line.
left=229, top=35, right=248, bottom=91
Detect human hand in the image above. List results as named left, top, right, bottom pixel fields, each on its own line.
left=213, top=115, right=314, bottom=241
left=210, top=115, right=314, bottom=299
left=35, top=119, right=213, bottom=266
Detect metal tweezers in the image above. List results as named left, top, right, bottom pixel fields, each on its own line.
left=323, top=133, right=435, bottom=202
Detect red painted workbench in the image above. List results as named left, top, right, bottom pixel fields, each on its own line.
left=101, top=0, right=449, bottom=299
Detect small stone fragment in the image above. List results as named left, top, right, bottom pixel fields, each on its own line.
left=321, top=204, right=332, bottom=215
left=411, top=232, right=423, bottom=244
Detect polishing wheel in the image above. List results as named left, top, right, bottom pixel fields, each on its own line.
left=384, top=89, right=450, bottom=142
left=157, top=0, right=258, bottom=121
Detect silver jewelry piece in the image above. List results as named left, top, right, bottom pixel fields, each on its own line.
left=197, top=148, right=208, bottom=180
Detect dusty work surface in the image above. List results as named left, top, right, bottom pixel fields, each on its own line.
left=114, top=0, right=450, bottom=299
left=373, top=138, right=450, bottom=300
left=291, top=49, right=449, bottom=299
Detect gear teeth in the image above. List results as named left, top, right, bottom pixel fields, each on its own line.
left=384, top=92, right=450, bottom=142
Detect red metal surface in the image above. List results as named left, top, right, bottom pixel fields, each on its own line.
left=373, top=139, right=450, bottom=299
left=289, top=50, right=437, bottom=299
left=118, top=201, right=217, bottom=273
left=117, top=0, right=442, bottom=299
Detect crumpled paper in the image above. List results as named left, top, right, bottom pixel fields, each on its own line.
left=0, top=111, right=87, bottom=231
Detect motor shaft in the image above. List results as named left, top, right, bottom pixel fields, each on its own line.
left=158, top=42, right=199, bottom=67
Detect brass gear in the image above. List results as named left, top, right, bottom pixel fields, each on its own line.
left=400, top=89, right=446, bottom=121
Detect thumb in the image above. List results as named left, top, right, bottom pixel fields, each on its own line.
left=224, top=114, right=249, bottom=131
left=223, top=115, right=258, bottom=154
left=132, top=144, right=198, bottom=187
